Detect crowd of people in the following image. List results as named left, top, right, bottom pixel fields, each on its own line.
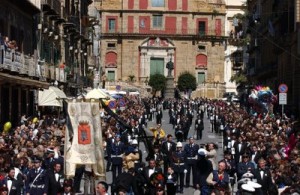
left=0, top=94, right=299, bottom=195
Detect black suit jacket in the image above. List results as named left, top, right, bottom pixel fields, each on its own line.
left=233, top=141, right=248, bottom=162
left=143, top=167, right=163, bottom=184
left=46, top=170, right=64, bottom=195
left=253, top=168, right=273, bottom=194
left=161, top=141, right=176, bottom=157
left=1, top=176, right=23, bottom=195
left=251, top=151, right=262, bottom=164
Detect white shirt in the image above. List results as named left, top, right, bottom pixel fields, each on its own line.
left=55, top=173, right=59, bottom=182
left=7, top=179, right=12, bottom=193
left=149, top=168, right=155, bottom=177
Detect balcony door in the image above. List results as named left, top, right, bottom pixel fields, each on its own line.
left=150, top=58, right=164, bottom=75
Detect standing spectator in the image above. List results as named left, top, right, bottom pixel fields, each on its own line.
left=143, top=160, right=163, bottom=195
left=233, top=136, right=248, bottom=164
left=206, top=161, right=230, bottom=195
left=207, top=143, right=218, bottom=170
left=46, top=162, right=64, bottom=195
left=195, top=148, right=213, bottom=195
left=0, top=167, right=23, bottom=195
left=62, top=179, right=74, bottom=195
left=165, top=167, right=177, bottom=195
left=253, top=158, right=276, bottom=195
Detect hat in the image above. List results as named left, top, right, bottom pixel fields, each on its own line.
left=241, top=184, right=255, bottom=192
left=63, top=179, right=73, bottom=187
left=242, top=172, right=254, bottom=178
left=247, top=181, right=262, bottom=188
left=131, top=139, right=138, bottom=145
left=198, top=148, right=207, bottom=156
left=237, top=178, right=251, bottom=184
left=47, top=148, right=55, bottom=154
left=176, top=142, right=183, bottom=147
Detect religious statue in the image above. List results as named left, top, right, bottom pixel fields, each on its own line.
left=166, top=58, right=174, bottom=77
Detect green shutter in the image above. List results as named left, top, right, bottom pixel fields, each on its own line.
left=107, top=71, right=115, bottom=81
left=198, top=72, right=205, bottom=84
left=150, top=58, right=164, bottom=75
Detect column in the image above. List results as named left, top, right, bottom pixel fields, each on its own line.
left=8, top=85, right=12, bottom=121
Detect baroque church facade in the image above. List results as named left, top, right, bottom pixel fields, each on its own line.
left=96, top=0, right=227, bottom=98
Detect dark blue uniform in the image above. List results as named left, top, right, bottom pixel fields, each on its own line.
left=171, top=150, right=186, bottom=193
left=26, top=168, right=48, bottom=195
left=184, top=143, right=199, bottom=188
left=111, top=141, right=125, bottom=182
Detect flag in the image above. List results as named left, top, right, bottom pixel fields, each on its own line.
left=64, top=101, right=106, bottom=180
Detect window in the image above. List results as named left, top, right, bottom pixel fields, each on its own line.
left=198, top=21, right=206, bottom=36
left=152, top=0, right=164, bottom=7
left=108, top=19, right=116, bottom=32
left=107, top=43, right=116, bottom=49
left=198, top=45, right=206, bottom=51
left=198, top=72, right=205, bottom=84
left=107, top=71, right=115, bottom=81
left=196, top=54, right=207, bottom=68
left=153, top=15, right=163, bottom=28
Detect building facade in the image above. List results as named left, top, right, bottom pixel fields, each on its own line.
left=97, top=0, right=227, bottom=98
left=246, top=0, right=300, bottom=115
left=0, top=0, right=95, bottom=125
left=224, top=0, right=246, bottom=94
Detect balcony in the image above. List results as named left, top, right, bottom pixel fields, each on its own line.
left=101, top=29, right=228, bottom=42
left=41, top=0, right=61, bottom=15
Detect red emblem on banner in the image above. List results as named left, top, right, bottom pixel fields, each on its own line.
left=78, top=122, right=91, bottom=145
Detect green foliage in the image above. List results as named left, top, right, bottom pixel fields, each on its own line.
left=230, top=72, right=248, bottom=84
left=148, top=73, right=167, bottom=93
left=177, top=71, right=197, bottom=91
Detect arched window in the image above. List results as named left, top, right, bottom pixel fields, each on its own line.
left=105, top=52, right=117, bottom=67
left=196, top=54, right=207, bottom=68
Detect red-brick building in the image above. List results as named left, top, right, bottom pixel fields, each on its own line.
left=96, top=0, right=227, bottom=98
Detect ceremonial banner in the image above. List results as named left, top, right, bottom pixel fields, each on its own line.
left=65, top=101, right=106, bottom=180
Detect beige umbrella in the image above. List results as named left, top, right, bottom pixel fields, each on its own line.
left=85, top=88, right=110, bottom=99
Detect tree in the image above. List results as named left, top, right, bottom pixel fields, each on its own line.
left=148, top=73, right=166, bottom=96
left=177, top=71, right=197, bottom=92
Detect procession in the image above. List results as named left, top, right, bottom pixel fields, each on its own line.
left=0, top=93, right=299, bottom=195
left=1, top=0, right=300, bottom=194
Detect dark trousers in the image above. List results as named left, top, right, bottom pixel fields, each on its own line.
left=163, top=157, right=172, bottom=174
left=73, top=165, right=85, bottom=193
left=112, top=164, right=122, bottom=183
left=106, top=156, right=112, bottom=171
left=166, top=183, right=176, bottom=195
left=176, top=172, right=184, bottom=192
left=196, top=129, right=203, bottom=140
left=185, top=162, right=197, bottom=187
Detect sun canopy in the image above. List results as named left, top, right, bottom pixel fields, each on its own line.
left=85, top=88, right=110, bottom=99
left=38, top=86, right=67, bottom=107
